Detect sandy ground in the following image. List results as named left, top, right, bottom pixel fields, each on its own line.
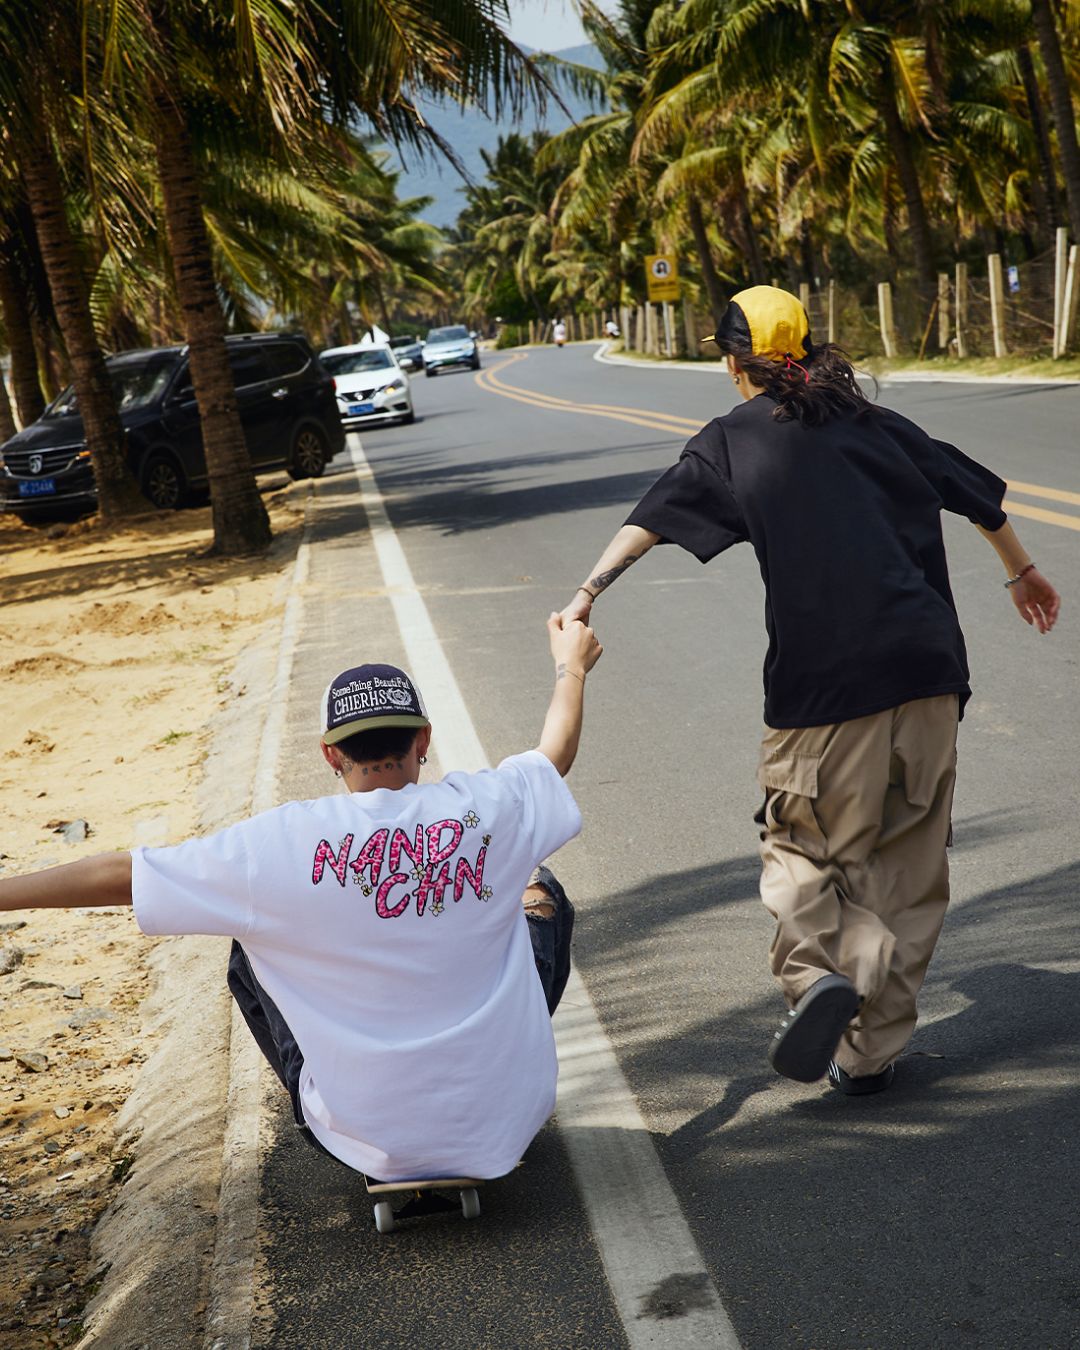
left=0, top=480, right=305, bottom=1347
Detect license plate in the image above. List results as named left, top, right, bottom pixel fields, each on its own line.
left=348, top=402, right=375, bottom=415
left=18, top=477, right=56, bottom=497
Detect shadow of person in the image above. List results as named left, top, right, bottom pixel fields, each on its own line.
left=907, top=961, right=1080, bottom=1075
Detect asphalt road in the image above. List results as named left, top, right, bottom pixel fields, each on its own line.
left=255, top=345, right=1080, bottom=1349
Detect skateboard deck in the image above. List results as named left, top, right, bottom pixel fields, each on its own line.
left=363, top=1175, right=483, bottom=1233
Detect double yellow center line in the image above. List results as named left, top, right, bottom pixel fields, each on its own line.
left=475, top=353, right=1080, bottom=534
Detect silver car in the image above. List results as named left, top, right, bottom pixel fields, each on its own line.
left=320, top=344, right=415, bottom=427
left=423, top=325, right=480, bottom=376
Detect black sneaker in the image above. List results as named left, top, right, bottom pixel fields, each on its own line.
left=768, top=974, right=860, bottom=1082
left=827, top=1060, right=895, bottom=1095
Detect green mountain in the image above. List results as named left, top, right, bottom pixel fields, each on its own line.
left=393, top=43, right=604, bottom=229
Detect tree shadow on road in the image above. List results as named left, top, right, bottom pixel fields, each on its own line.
left=325, top=439, right=678, bottom=538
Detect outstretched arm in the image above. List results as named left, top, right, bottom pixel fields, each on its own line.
left=976, top=519, right=1060, bottom=634
left=560, top=524, right=660, bottom=624
left=537, top=614, right=603, bottom=776
left=0, top=852, right=133, bottom=913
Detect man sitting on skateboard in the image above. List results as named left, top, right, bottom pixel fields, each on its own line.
left=0, top=614, right=601, bottom=1182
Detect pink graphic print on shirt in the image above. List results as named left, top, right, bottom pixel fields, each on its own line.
left=311, top=815, right=492, bottom=918
left=311, top=834, right=354, bottom=886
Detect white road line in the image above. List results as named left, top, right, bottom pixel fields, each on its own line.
left=347, top=436, right=741, bottom=1350
left=205, top=518, right=313, bottom=1350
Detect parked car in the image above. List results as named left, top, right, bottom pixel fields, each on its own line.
left=320, top=344, right=415, bottom=427
left=0, top=332, right=345, bottom=515
left=388, top=334, right=425, bottom=371
left=423, top=324, right=481, bottom=376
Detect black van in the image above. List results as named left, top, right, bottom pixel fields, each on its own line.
left=0, top=332, right=346, bottom=514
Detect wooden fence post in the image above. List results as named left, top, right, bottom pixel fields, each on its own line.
left=635, top=304, right=646, bottom=352
left=682, top=296, right=697, bottom=355
left=798, top=282, right=811, bottom=314
left=1062, top=244, right=1080, bottom=358
left=662, top=302, right=675, bottom=357
left=620, top=305, right=631, bottom=346
left=955, top=262, right=968, bottom=358
left=528, top=320, right=536, bottom=346
left=937, top=273, right=950, bottom=352
left=827, top=280, right=837, bottom=344
left=1053, top=226, right=1069, bottom=357
left=988, top=253, right=1008, bottom=357
left=877, top=281, right=897, bottom=358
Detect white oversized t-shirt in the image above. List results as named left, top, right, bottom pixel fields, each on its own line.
left=131, top=750, right=580, bottom=1181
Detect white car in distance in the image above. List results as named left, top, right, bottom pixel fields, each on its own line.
left=319, top=344, right=415, bottom=428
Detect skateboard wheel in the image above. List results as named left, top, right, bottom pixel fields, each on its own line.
left=460, top=1187, right=480, bottom=1220
left=374, top=1201, right=396, bottom=1234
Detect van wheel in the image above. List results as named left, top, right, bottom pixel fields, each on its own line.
left=289, top=426, right=327, bottom=480
left=141, top=451, right=187, bottom=510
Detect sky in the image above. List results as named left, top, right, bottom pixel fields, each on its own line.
left=504, top=0, right=595, bottom=52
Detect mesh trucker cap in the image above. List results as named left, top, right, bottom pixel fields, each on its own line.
left=711, top=285, right=812, bottom=362
left=320, top=663, right=430, bottom=745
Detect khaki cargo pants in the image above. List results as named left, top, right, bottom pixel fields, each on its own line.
left=757, top=695, right=959, bottom=1078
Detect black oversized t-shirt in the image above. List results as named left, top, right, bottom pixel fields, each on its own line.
left=625, top=395, right=1007, bottom=728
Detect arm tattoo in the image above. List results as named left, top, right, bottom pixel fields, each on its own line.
left=587, top=553, right=640, bottom=595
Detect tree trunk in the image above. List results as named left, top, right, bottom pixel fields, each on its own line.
left=149, top=14, right=270, bottom=556
left=33, top=313, right=64, bottom=400
left=736, top=181, right=766, bottom=284
left=20, top=137, right=144, bottom=519
left=1018, top=43, right=1060, bottom=241
left=799, top=222, right=816, bottom=286
left=880, top=61, right=937, bottom=299
left=687, top=195, right=726, bottom=324
left=1031, top=0, right=1080, bottom=239
left=0, top=368, right=17, bottom=441
left=373, top=277, right=393, bottom=336
left=0, top=242, right=46, bottom=426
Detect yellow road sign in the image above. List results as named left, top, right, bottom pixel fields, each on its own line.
left=646, top=253, right=680, bottom=303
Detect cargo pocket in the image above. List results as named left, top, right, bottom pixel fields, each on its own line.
left=756, top=750, right=827, bottom=861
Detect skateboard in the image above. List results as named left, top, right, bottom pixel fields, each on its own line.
left=363, top=1174, right=483, bottom=1234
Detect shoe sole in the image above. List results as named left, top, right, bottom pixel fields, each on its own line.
left=769, top=975, right=860, bottom=1083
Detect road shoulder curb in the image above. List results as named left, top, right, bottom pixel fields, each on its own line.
left=593, top=339, right=1080, bottom=386
left=77, top=505, right=312, bottom=1350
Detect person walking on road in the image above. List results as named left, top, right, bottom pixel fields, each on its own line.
left=553, top=318, right=568, bottom=348
left=560, top=285, right=1060, bottom=1095
left=0, top=616, right=602, bottom=1179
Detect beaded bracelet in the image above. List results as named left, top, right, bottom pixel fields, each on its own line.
left=1004, top=563, right=1036, bottom=589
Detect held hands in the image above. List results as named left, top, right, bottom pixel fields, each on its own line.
left=559, top=589, right=594, bottom=626
left=1008, top=568, right=1060, bottom=634
left=547, top=612, right=603, bottom=678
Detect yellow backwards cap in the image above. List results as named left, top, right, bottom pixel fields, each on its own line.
left=711, top=285, right=811, bottom=362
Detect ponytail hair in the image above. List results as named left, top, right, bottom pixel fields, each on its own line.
left=716, top=340, right=869, bottom=428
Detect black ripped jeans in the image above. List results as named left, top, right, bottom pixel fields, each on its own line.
left=226, top=866, right=575, bottom=1135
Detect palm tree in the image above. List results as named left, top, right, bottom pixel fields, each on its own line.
left=0, top=2, right=145, bottom=519
left=87, top=0, right=543, bottom=553
left=1016, top=43, right=1061, bottom=239
left=0, top=213, right=47, bottom=426
left=1029, top=0, right=1080, bottom=237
